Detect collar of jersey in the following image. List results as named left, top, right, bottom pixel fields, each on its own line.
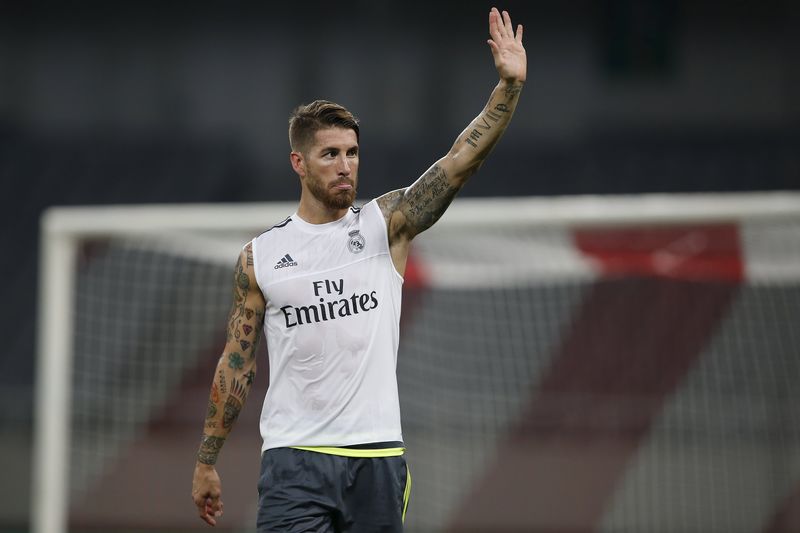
left=291, top=208, right=356, bottom=234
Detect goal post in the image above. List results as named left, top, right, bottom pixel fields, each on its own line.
left=33, top=192, right=800, bottom=533
left=33, top=223, right=76, bottom=533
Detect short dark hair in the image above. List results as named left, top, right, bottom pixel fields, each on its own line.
left=288, top=100, right=360, bottom=153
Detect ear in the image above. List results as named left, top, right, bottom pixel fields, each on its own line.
left=290, top=151, right=306, bottom=177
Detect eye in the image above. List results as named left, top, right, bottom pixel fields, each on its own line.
left=324, top=150, right=338, bottom=158
left=347, top=148, right=358, bottom=157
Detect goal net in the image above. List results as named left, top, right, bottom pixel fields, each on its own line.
left=34, top=193, right=800, bottom=533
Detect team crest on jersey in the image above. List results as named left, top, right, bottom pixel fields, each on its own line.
left=347, top=230, right=365, bottom=254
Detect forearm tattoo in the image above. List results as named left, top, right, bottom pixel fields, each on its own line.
left=381, top=82, right=523, bottom=238
left=197, top=435, right=226, bottom=465
left=222, top=378, right=249, bottom=429
left=402, top=165, right=458, bottom=234
left=465, top=103, right=511, bottom=150
left=464, top=82, right=522, bottom=151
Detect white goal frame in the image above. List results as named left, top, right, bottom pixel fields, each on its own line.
left=33, top=191, right=800, bottom=533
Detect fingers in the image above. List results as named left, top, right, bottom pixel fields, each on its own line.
left=201, top=507, right=216, bottom=527
left=199, top=498, right=224, bottom=526
left=490, top=8, right=509, bottom=39
left=194, top=493, right=223, bottom=526
left=489, top=7, right=518, bottom=41
left=516, top=24, right=523, bottom=44
left=502, top=9, right=513, bottom=37
left=195, top=496, right=215, bottom=526
left=488, top=8, right=503, bottom=42
left=211, top=498, right=224, bottom=517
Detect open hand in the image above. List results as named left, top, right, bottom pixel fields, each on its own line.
left=487, top=7, right=526, bottom=83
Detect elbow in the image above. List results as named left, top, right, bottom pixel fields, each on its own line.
left=445, top=151, right=482, bottom=185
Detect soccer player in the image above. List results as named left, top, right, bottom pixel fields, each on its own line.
left=191, top=7, right=526, bottom=531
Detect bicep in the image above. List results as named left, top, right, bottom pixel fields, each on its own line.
left=377, top=153, right=465, bottom=248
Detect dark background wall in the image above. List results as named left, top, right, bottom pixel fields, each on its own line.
left=0, top=0, right=798, bottom=528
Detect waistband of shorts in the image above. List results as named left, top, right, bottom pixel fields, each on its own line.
left=288, top=441, right=405, bottom=458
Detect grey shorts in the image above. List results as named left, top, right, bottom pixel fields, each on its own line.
left=257, top=446, right=411, bottom=533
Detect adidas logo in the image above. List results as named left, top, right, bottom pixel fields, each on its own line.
left=274, top=253, right=298, bottom=270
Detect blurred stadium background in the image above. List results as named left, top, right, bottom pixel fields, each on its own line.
left=2, top=0, right=799, bottom=531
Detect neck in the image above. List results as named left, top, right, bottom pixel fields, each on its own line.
left=297, top=192, right=350, bottom=224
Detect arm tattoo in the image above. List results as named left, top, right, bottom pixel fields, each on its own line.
left=206, top=400, right=217, bottom=419
left=376, top=189, right=405, bottom=227
left=222, top=378, right=248, bottom=429
left=228, top=352, right=245, bottom=369
left=226, top=248, right=252, bottom=342
left=222, top=396, right=242, bottom=429
left=504, top=82, right=524, bottom=98
left=197, top=435, right=226, bottom=465
left=463, top=79, right=521, bottom=152
left=402, top=165, right=458, bottom=234
left=198, top=244, right=262, bottom=465
left=248, top=335, right=261, bottom=360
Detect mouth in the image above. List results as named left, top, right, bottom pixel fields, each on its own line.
left=331, top=181, right=354, bottom=191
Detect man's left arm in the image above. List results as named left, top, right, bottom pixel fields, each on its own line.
left=378, top=7, right=526, bottom=266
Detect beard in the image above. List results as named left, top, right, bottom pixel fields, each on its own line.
left=306, top=174, right=357, bottom=210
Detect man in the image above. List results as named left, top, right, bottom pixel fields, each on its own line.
left=192, top=7, right=525, bottom=531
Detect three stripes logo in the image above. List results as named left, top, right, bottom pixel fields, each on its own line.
left=274, top=253, right=298, bottom=270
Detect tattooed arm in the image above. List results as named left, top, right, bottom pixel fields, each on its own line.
left=377, top=8, right=526, bottom=275
left=191, top=242, right=265, bottom=527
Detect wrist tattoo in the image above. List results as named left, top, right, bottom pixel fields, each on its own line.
left=504, top=83, right=523, bottom=98
left=197, top=435, right=226, bottom=465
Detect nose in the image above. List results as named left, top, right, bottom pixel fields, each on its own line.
left=338, top=154, right=351, bottom=176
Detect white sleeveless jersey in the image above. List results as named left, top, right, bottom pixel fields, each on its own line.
left=251, top=200, right=404, bottom=451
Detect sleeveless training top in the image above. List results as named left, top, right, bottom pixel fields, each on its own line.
left=251, top=200, right=404, bottom=451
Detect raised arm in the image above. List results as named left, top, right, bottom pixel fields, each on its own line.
left=191, top=242, right=265, bottom=526
left=378, top=7, right=526, bottom=273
